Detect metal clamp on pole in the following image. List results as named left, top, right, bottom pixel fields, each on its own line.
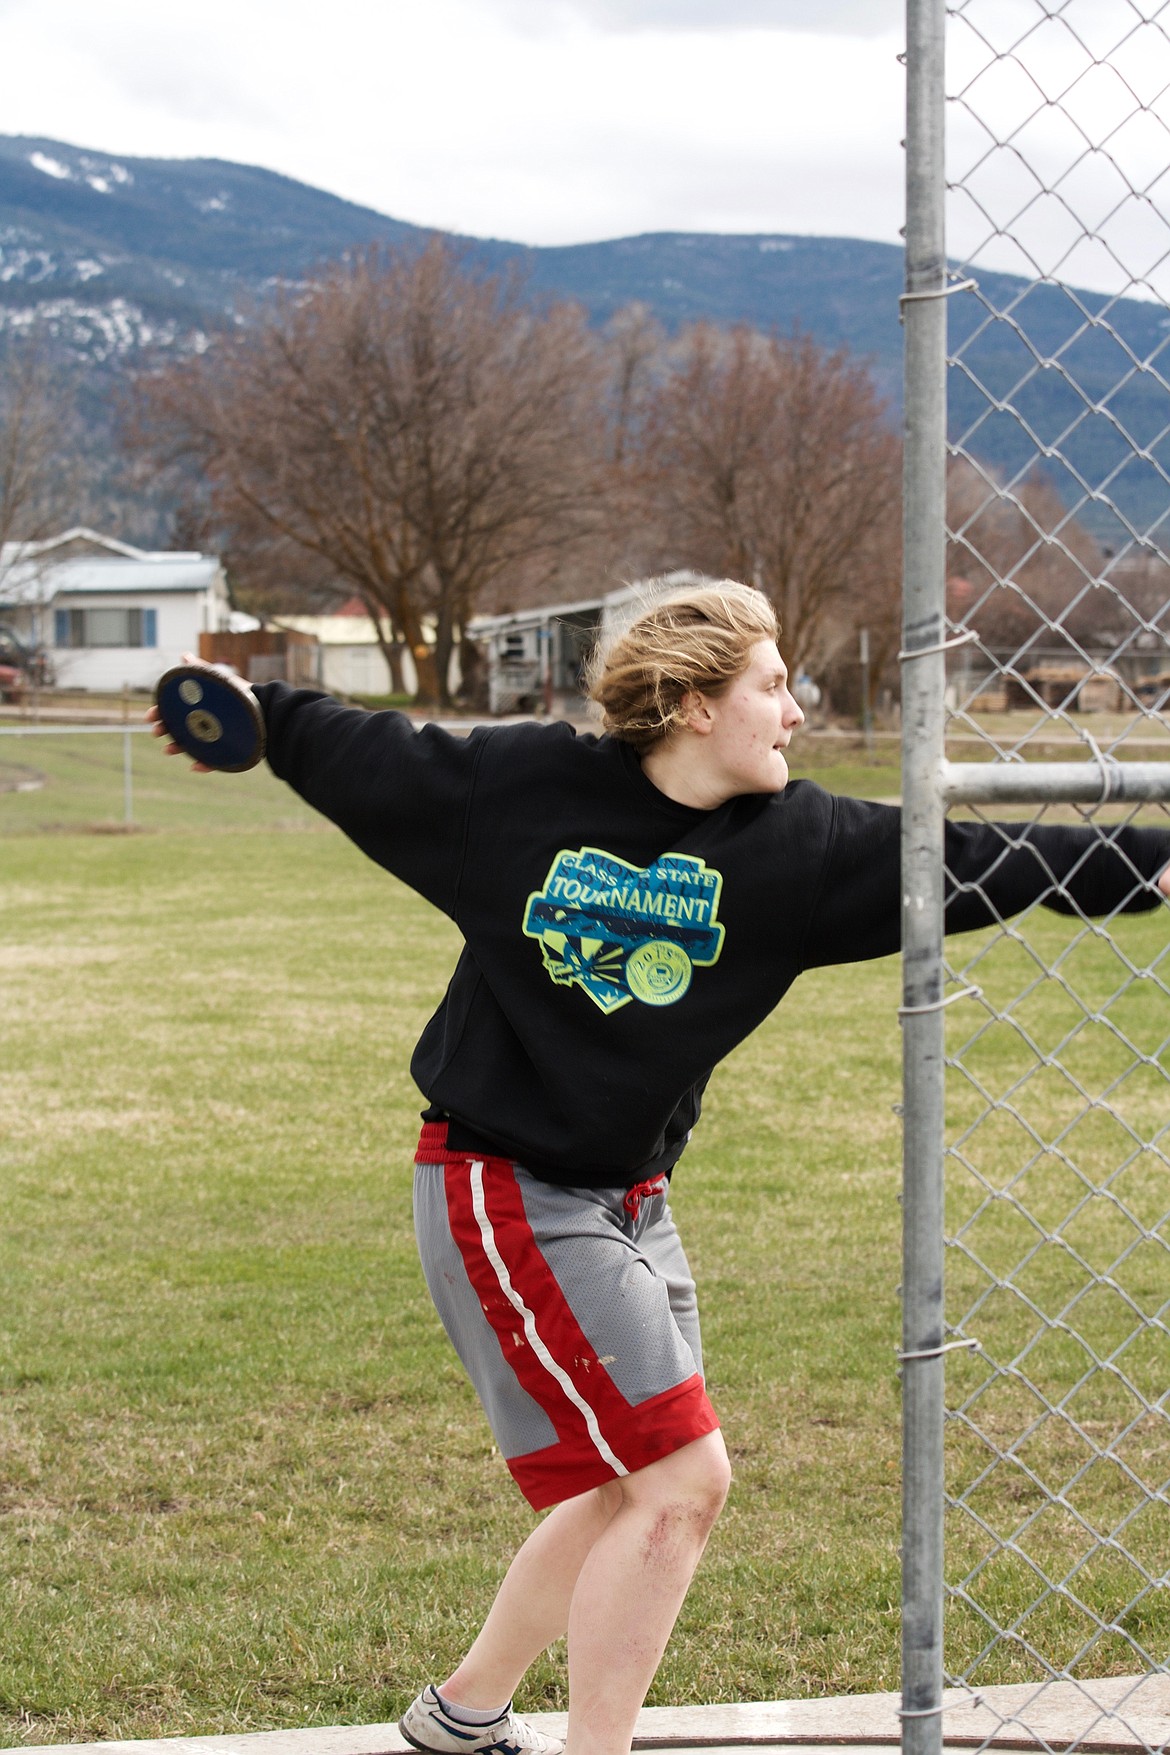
left=898, top=1695, right=985, bottom=1721
left=898, top=1338, right=981, bottom=1363
left=898, top=985, right=982, bottom=1019
left=1080, top=731, right=1125, bottom=804
left=898, top=277, right=978, bottom=321
left=898, top=629, right=979, bottom=663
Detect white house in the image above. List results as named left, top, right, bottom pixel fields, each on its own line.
left=0, top=528, right=232, bottom=692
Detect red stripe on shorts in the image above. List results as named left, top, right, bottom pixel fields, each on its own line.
left=509, top=1376, right=720, bottom=1509
left=442, top=1156, right=718, bottom=1509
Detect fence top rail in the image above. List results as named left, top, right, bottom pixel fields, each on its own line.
left=0, top=723, right=155, bottom=736
left=943, top=759, right=1170, bottom=806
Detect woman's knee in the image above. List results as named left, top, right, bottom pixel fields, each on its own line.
left=686, top=1433, right=733, bottom=1520
left=622, top=1431, right=732, bottom=1526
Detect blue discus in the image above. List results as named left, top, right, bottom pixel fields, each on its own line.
left=155, top=662, right=266, bottom=772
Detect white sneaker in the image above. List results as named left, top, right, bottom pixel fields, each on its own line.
left=399, top=1685, right=565, bottom=1755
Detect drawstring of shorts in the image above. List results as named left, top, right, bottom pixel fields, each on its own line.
left=623, top=1175, right=667, bottom=1223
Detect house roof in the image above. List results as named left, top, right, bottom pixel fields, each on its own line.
left=467, top=574, right=716, bottom=640
left=0, top=526, right=207, bottom=567
left=0, top=530, right=224, bottom=608
left=468, top=596, right=606, bottom=637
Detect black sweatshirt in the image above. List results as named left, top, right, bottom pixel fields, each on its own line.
left=255, top=684, right=1170, bottom=1186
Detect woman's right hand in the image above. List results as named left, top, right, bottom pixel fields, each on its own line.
left=147, top=653, right=213, bottom=772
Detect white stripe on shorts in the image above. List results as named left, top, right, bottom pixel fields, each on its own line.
left=468, top=1157, right=629, bottom=1479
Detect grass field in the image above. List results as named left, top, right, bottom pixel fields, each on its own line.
left=1, top=728, right=1166, bottom=1746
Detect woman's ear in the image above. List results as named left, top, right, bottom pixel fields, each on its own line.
left=680, top=690, right=714, bottom=736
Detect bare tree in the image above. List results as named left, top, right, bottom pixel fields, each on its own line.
left=0, top=331, right=81, bottom=678
left=133, top=240, right=607, bottom=706
left=474, top=305, right=676, bottom=615
left=640, top=324, right=902, bottom=681
left=605, top=303, right=666, bottom=469
left=947, top=458, right=1105, bottom=658
left=0, top=331, right=78, bottom=552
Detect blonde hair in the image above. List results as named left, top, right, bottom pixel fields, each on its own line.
left=588, top=579, right=779, bottom=753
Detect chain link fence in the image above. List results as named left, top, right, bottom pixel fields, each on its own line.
left=902, top=4, right=1170, bottom=1754
left=0, top=724, right=319, bottom=833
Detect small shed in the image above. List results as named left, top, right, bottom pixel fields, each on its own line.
left=199, top=627, right=320, bottom=688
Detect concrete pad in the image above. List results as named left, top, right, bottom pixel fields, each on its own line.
left=16, top=1674, right=1169, bottom=1754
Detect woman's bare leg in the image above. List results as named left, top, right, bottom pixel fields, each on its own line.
left=440, top=1431, right=731, bottom=1755
left=564, top=1432, right=731, bottom=1755
left=439, top=1482, right=623, bottom=1708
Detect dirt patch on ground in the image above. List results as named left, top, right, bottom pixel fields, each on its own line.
left=0, top=762, right=45, bottom=793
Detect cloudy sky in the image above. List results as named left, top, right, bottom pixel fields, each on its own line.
left=0, top=0, right=908, bottom=248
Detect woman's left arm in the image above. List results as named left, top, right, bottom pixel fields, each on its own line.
left=799, top=793, right=1170, bottom=969
left=943, top=817, right=1170, bottom=932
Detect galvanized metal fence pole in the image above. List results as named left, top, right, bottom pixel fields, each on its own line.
left=900, top=5, right=950, bottom=1755
left=123, top=725, right=134, bottom=827
left=899, top=4, right=1170, bottom=1748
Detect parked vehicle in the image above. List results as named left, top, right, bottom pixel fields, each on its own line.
left=0, top=624, right=53, bottom=698
left=0, top=630, right=26, bottom=702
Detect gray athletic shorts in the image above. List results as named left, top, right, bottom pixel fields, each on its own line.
left=413, top=1123, right=719, bottom=1509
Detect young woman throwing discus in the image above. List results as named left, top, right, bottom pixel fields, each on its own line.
left=153, top=581, right=1170, bottom=1755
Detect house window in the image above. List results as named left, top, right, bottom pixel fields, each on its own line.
left=54, top=607, right=158, bottom=648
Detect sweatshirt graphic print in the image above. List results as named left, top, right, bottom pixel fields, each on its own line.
left=522, top=847, right=726, bottom=1012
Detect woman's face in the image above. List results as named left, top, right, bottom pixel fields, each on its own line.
left=694, top=639, right=805, bottom=796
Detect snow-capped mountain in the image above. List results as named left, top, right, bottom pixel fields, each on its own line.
left=0, top=134, right=425, bottom=362
left=0, top=133, right=911, bottom=384
left=2, top=133, right=1167, bottom=550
